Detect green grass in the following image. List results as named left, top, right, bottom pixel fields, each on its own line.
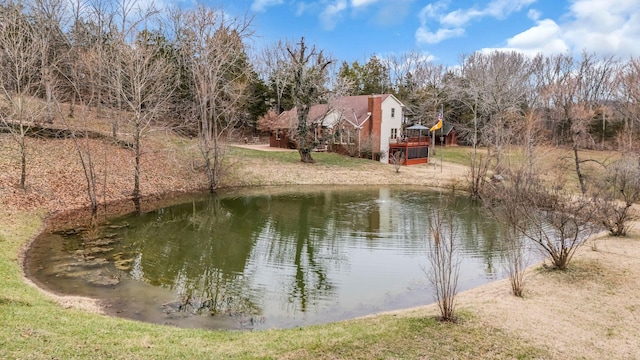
left=229, top=144, right=482, bottom=168
left=228, top=146, right=375, bottom=168
left=437, top=146, right=476, bottom=165
left=0, top=207, right=549, bottom=359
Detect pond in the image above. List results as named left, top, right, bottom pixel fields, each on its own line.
left=26, top=186, right=524, bottom=330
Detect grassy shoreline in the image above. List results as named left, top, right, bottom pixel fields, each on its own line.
left=1, top=196, right=547, bottom=360
left=1, top=139, right=638, bottom=359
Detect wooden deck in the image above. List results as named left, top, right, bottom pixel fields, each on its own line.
left=388, top=136, right=431, bottom=165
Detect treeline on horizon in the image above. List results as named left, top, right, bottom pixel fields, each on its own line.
left=2, top=0, right=640, bottom=151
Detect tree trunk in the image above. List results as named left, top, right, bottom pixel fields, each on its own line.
left=298, top=149, right=314, bottom=163
left=20, top=145, right=26, bottom=190
left=296, top=106, right=314, bottom=163
left=572, top=142, right=587, bottom=195
left=133, top=125, right=141, bottom=213
left=204, top=151, right=217, bottom=193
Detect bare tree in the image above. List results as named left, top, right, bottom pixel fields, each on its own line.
left=0, top=2, right=45, bottom=189
left=55, top=90, right=101, bottom=214
left=486, top=166, right=533, bottom=297
left=285, top=37, right=332, bottom=163
left=539, top=52, right=619, bottom=194
left=176, top=5, right=253, bottom=191
left=593, top=157, right=640, bottom=236
left=387, top=51, right=446, bottom=126
left=114, top=29, right=176, bottom=211
left=256, top=40, right=291, bottom=113
left=472, top=51, right=533, bottom=170
left=59, top=0, right=110, bottom=214
left=502, top=224, right=528, bottom=297
left=449, top=53, right=489, bottom=198
left=616, top=57, right=640, bottom=150
left=390, top=150, right=404, bottom=173
left=513, top=181, right=598, bottom=270
left=425, top=196, right=460, bottom=322
left=25, top=0, right=69, bottom=124
left=466, top=151, right=491, bottom=200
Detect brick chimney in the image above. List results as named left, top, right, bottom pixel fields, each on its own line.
left=368, top=95, right=382, bottom=155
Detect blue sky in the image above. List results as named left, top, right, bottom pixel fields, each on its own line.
left=210, top=0, right=640, bottom=66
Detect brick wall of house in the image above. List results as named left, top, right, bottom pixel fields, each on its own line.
left=368, top=95, right=382, bottom=155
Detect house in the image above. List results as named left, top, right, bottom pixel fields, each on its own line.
left=269, top=94, right=405, bottom=163
left=432, top=123, right=457, bottom=146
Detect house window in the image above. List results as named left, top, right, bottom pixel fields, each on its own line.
left=391, top=108, right=395, bottom=118
left=391, top=128, right=398, bottom=140
left=275, top=129, right=281, bottom=140
left=336, top=126, right=355, bottom=145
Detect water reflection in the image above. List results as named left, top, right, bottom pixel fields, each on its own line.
left=26, top=186, right=524, bottom=330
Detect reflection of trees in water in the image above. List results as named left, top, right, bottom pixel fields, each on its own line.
left=167, top=267, right=260, bottom=318
left=120, top=195, right=267, bottom=317
left=96, top=188, right=507, bottom=319
left=260, top=193, right=339, bottom=313
left=397, top=192, right=506, bottom=276
left=290, top=197, right=333, bottom=312
left=455, top=200, right=504, bottom=276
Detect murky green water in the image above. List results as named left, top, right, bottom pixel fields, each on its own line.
left=26, top=186, right=525, bottom=330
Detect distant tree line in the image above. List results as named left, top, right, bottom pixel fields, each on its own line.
left=3, top=1, right=640, bottom=153
left=2, top=0, right=640, bottom=204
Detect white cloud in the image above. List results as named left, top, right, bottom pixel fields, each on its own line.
left=563, top=0, right=640, bottom=57
left=440, top=0, right=536, bottom=27
left=507, top=19, right=567, bottom=51
left=416, top=0, right=536, bottom=45
left=311, top=0, right=412, bottom=30
left=483, top=18, right=569, bottom=56
left=296, top=2, right=313, bottom=17
left=416, top=27, right=465, bottom=44
left=319, top=0, right=348, bottom=30
left=419, top=1, right=449, bottom=19
left=351, top=0, right=380, bottom=8
left=250, top=0, right=284, bottom=12
left=482, top=0, right=640, bottom=59
left=527, top=9, right=541, bottom=21
left=441, top=8, right=483, bottom=27
left=485, top=0, right=537, bottom=19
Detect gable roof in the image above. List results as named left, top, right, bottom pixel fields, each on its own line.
left=432, top=123, right=455, bottom=136
left=273, top=104, right=330, bottom=129
left=273, top=94, right=398, bottom=129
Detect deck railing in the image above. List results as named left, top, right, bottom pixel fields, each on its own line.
left=390, top=135, right=431, bottom=146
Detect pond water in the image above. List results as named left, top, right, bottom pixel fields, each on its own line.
left=26, top=186, right=524, bottom=330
